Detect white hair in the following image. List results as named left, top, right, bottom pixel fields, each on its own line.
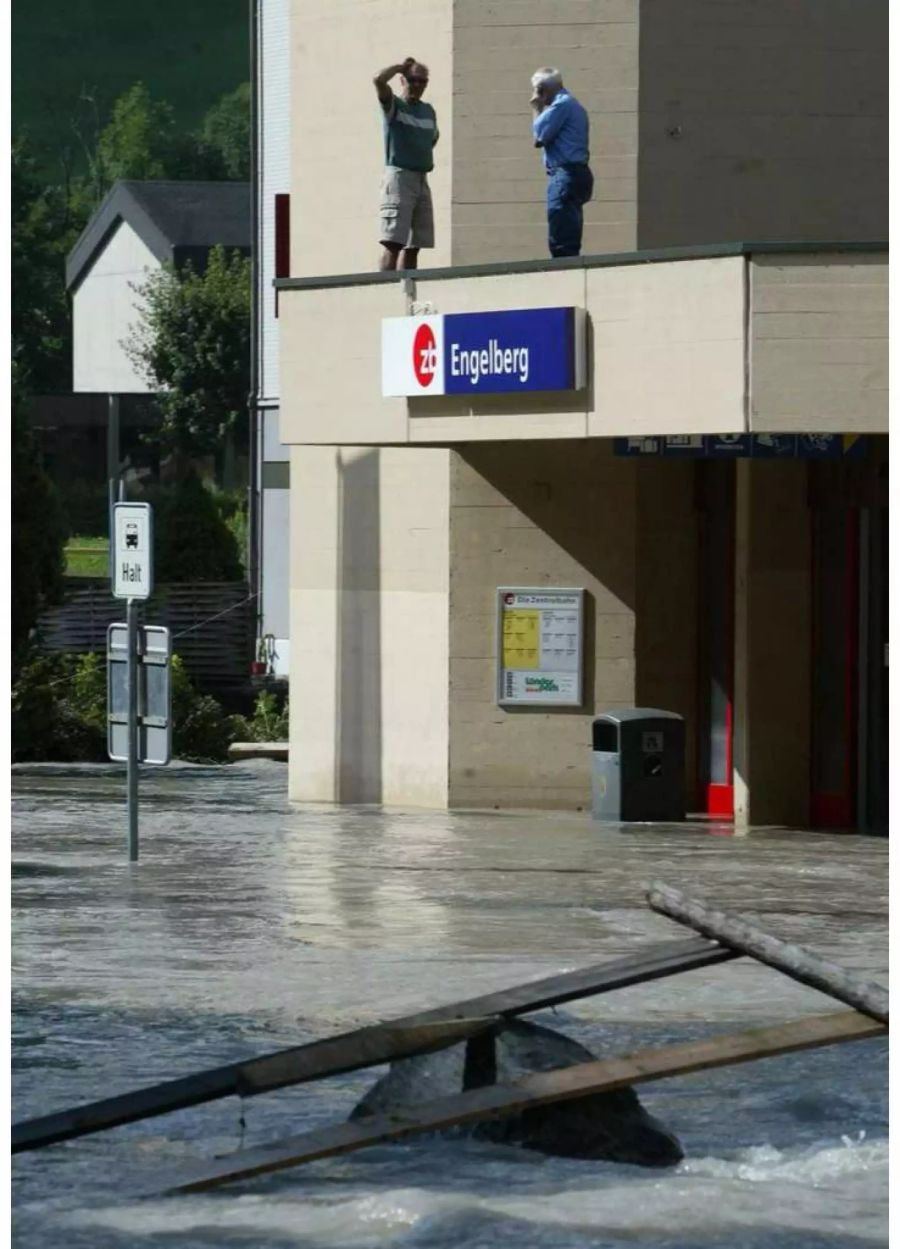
left=531, top=66, right=563, bottom=91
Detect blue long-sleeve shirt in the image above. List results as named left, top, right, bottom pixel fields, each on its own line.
left=532, top=90, right=590, bottom=171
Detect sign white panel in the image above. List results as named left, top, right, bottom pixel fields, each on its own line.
left=497, top=588, right=584, bottom=707
left=113, top=502, right=153, bottom=600
left=382, top=315, right=444, bottom=396
left=107, top=622, right=171, bottom=765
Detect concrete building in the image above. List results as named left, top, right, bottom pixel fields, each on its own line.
left=274, top=0, right=888, bottom=829
left=250, top=0, right=292, bottom=677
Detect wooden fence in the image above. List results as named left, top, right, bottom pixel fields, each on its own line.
left=37, top=580, right=255, bottom=693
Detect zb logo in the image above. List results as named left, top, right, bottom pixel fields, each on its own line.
left=413, top=323, right=438, bottom=387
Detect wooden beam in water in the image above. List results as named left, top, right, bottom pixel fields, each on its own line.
left=11, top=1017, right=497, bottom=1154
left=646, top=883, right=889, bottom=1025
left=166, top=1009, right=885, bottom=1195
left=13, top=936, right=736, bottom=1153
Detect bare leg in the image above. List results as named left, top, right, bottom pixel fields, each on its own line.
left=380, top=243, right=402, bottom=271
left=400, top=247, right=419, bottom=270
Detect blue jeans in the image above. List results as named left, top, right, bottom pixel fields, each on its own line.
left=547, top=163, right=594, bottom=258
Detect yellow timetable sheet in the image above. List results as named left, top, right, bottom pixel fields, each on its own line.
left=502, top=609, right=539, bottom=669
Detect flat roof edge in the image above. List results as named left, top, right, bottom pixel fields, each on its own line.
left=275, top=240, right=888, bottom=293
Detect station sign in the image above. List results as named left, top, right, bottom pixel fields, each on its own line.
left=382, top=307, right=587, bottom=397
left=112, top=502, right=154, bottom=599
left=497, top=588, right=584, bottom=707
left=615, top=434, right=868, bottom=460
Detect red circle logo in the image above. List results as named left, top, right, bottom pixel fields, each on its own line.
left=413, top=323, right=437, bottom=387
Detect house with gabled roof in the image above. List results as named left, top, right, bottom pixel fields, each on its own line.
left=66, top=179, right=250, bottom=394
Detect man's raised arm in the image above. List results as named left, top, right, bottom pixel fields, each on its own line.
left=374, top=57, right=416, bottom=108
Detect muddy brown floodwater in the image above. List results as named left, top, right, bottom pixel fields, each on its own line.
left=11, top=760, right=888, bottom=1248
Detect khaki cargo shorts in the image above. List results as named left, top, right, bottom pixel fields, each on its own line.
left=379, top=166, right=434, bottom=249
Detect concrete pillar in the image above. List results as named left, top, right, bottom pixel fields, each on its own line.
left=733, top=459, right=811, bottom=827
left=288, top=444, right=451, bottom=807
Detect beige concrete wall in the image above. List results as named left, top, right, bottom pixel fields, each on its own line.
left=289, top=444, right=451, bottom=807
left=448, top=441, right=636, bottom=808
left=637, top=0, right=888, bottom=248
left=72, top=221, right=157, bottom=394
left=733, top=459, right=811, bottom=827
left=750, top=253, right=888, bottom=433
left=279, top=281, right=409, bottom=446
left=453, top=0, right=638, bottom=264
left=584, top=254, right=744, bottom=437
left=289, top=0, right=453, bottom=275
left=279, top=255, right=746, bottom=446
left=634, top=460, right=699, bottom=804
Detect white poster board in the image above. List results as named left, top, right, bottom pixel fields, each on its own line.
left=496, top=588, right=584, bottom=707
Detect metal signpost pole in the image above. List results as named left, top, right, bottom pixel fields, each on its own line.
left=126, top=597, right=139, bottom=863
left=112, top=499, right=153, bottom=864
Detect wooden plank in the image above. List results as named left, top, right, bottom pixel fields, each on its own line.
left=11, top=1018, right=497, bottom=1155
left=647, top=883, right=889, bottom=1024
left=12, top=936, right=736, bottom=1153
left=167, top=1009, right=885, bottom=1194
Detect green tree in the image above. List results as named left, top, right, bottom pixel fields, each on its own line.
left=197, top=83, right=250, bottom=180
left=11, top=140, right=87, bottom=392
left=149, top=472, right=244, bottom=581
left=95, top=81, right=184, bottom=185
left=125, top=244, right=250, bottom=464
left=11, top=374, right=68, bottom=676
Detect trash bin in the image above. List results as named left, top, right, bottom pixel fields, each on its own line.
left=592, top=708, right=685, bottom=822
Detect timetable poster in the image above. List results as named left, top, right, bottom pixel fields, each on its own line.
left=497, top=588, right=584, bottom=706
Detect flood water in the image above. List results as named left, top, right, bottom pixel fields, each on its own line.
left=11, top=762, right=889, bottom=1248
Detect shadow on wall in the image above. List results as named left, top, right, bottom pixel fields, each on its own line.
left=454, top=440, right=639, bottom=725
left=336, top=450, right=382, bottom=803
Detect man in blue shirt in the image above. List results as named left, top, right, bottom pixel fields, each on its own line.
left=531, top=68, right=593, bottom=258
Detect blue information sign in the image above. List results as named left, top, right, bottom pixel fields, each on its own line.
left=614, top=435, right=868, bottom=460
left=381, top=307, right=586, bottom=396
left=444, top=308, right=579, bottom=395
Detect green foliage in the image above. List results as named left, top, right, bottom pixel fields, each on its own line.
left=67, top=652, right=108, bottom=734
left=126, top=245, right=251, bottom=461
left=11, top=653, right=106, bottom=762
left=95, top=82, right=185, bottom=184
left=11, top=141, right=88, bottom=392
left=11, top=381, right=68, bottom=677
left=229, top=690, right=290, bottom=743
left=148, top=472, right=244, bottom=582
left=12, top=1, right=249, bottom=180
left=12, top=650, right=236, bottom=764
left=170, top=655, right=234, bottom=763
left=57, top=480, right=110, bottom=535
left=210, top=487, right=249, bottom=573
left=197, top=83, right=251, bottom=179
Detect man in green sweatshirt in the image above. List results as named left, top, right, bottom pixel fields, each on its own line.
left=373, top=56, right=439, bottom=270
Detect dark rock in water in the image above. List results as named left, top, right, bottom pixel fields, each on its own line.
left=350, top=1018, right=684, bottom=1167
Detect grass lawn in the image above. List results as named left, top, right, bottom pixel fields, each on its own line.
left=65, top=536, right=109, bottom=579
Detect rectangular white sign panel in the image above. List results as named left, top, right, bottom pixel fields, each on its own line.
left=107, top=623, right=171, bottom=765
left=112, top=502, right=153, bottom=600
left=497, top=587, right=584, bottom=707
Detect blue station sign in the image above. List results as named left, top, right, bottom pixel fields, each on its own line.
left=382, top=307, right=587, bottom=397
left=614, top=434, right=869, bottom=460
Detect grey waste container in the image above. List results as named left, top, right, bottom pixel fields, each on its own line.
left=592, top=708, right=685, bottom=822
